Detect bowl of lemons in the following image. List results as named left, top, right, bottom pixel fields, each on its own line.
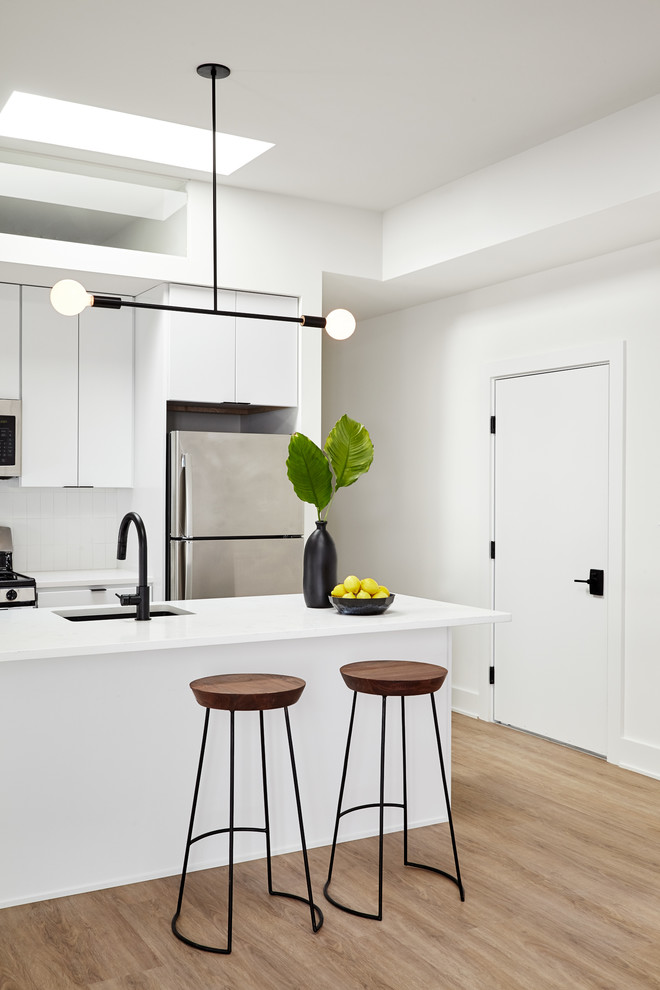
left=329, top=575, right=395, bottom=615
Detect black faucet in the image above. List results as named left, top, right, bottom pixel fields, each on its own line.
left=116, top=511, right=151, bottom=621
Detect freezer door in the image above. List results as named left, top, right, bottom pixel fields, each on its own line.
left=169, top=537, right=303, bottom=600
left=170, top=431, right=303, bottom=538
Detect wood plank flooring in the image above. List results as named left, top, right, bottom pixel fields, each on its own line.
left=1, top=714, right=659, bottom=989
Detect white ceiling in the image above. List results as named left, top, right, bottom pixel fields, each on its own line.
left=3, top=0, right=660, bottom=212
left=3, top=1, right=660, bottom=317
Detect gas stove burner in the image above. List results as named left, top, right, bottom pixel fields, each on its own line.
left=1, top=570, right=32, bottom=582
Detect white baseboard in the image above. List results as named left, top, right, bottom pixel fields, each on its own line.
left=452, top=686, right=480, bottom=718
left=617, top=737, right=660, bottom=780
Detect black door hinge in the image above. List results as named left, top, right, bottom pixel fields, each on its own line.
left=489, top=666, right=495, bottom=685
left=490, top=541, right=495, bottom=559
left=490, top=415, right=496, bottom=434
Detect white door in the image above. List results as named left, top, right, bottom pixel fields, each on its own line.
left=493, top=365, right=609, bottom=755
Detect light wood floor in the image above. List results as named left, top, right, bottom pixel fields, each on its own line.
left=1, top=714, right=659, bottom=989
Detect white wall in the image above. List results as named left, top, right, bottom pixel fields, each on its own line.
left=322, top=236, right=660, bottom=780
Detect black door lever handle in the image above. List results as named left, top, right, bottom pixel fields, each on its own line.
left=574, top=568, right=604, bottom=596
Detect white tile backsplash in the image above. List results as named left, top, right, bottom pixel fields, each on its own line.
left=0, top=486, right=125, bottom=572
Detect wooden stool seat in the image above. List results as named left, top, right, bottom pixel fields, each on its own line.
left=190, top=673, right=306, bottom=711
left=340, top=660, right=448, bottom=697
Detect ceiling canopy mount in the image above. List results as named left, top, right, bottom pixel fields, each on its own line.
left=196, top=63, right=231, bottom=80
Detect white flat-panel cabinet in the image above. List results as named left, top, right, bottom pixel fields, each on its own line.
left=37, top=586, right=139, bottom=608
left=166, top=284, right=298, bottom=407
left=167, top=285, right=236, bottom=402
left=78, top=305, right=133, bottom=487
left=0, top=283, right=20, bottom=398
left=21, top=286, right=79, bottom=487
left=236, top=292, right=298, bottom=407
left=21, top=286, right=134, bottom=487
left=37, top=583, right=153, bottom=608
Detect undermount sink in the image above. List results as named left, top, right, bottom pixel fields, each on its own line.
left=54, top=605, right=194, bottom=622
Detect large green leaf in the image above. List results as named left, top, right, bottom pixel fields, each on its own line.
left=286, top=432, right=333, bottom=514
left=324, top=414, right=374, bottom=492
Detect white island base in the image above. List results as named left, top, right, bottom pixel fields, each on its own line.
left=0, top=594, right=509, bottom=908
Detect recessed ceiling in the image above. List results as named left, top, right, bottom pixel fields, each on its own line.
left=2, top=0, right=660, bottom=213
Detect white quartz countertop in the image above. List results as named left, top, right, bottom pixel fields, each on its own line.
left=0, top=594, right=510, bottom=664
left=30, top=569, right=141, bottom=588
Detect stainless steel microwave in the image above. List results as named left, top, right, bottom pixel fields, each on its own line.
left=0, top=399, right=21, bottom=478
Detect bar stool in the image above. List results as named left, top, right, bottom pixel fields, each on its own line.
left=172, top=672, right=323, bottom=954
left=324, top=660, right=464, bottom=920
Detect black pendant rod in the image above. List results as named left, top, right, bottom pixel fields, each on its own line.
left=197, top=63, right=230, bottom=313
left=91, top=293, right=325, bottom=327
left=211, top=65, right=219, bottom=311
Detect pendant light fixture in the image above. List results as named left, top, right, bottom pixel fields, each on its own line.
left=50, top=64, right=356, bottom=341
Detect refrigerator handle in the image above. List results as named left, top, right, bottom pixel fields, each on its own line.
left=181, top=452, right=193, bottom=538
left=182, top=540, right=193, bottom=600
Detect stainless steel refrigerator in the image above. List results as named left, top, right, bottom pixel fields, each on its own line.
left=168, top=431, right=303, bottom=600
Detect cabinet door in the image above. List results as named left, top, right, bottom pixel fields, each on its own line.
left=38, top=586, right=146, bottom=608
left=0, top=283, right=20, bottom=398
left=78, top=305, right=134, bottom=487
left=235, top=292, right=298, bottom=407
left=21, top=285, right=79, bottom=487
left=167, top=285, right=236, bottom=402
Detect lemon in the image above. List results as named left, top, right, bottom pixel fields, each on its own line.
left=373, top=590, right=389, bottom=599
left=330, top=584, right=346, bottom=597
left=343, top=575, right=361, bottom=594
left=377, top=585, right=390, bottom=597
left=360, top=577, right=379, bottom=595
left=343, top=591, right=356, bottom=599
left=356, top=589, right=371, bottom=599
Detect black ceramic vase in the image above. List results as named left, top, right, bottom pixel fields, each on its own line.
left=303, top=520, right=337, bottom=608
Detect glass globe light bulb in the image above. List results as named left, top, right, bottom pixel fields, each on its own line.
left=324, top=308, right=356, bottom=340
left=50, top=279, right=93, bottom=316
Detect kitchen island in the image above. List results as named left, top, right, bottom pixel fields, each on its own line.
left=0, top=594, right=509, bottom=908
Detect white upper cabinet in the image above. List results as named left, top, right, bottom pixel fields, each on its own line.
left=167, top=284, right=236, bottom=403
left=78, top=304, right=134, bottom=487
left=166, top=284, right=298, bottom=407
left=21, top=286, right=134, bottom=487
left=21, top=286, right=79, bottom=487
left=236, top=292, right=298, bottom=407
left=0, top=283, right=20, bottom=398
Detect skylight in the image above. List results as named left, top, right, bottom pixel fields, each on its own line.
left=0, top=92, right=274, bottom=175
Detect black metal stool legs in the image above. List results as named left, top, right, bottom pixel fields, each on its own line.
left=277, top=707, right=324, bottom=932
left=323, top=691, right=465, bottom=920
left=324, top=691, right=357, bottom=901
left=172, top=706, right=322, bottom=955
left=324, top=693, right=396, bottom=920
left=402, top=694, right=465, bottom=900
left=171, top=707, right=236, bottom=953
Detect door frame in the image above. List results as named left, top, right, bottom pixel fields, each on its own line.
left=484, top=342, right=625, bottom=765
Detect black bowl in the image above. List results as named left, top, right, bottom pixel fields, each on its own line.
left=328, top=593, right=395, bottom=615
